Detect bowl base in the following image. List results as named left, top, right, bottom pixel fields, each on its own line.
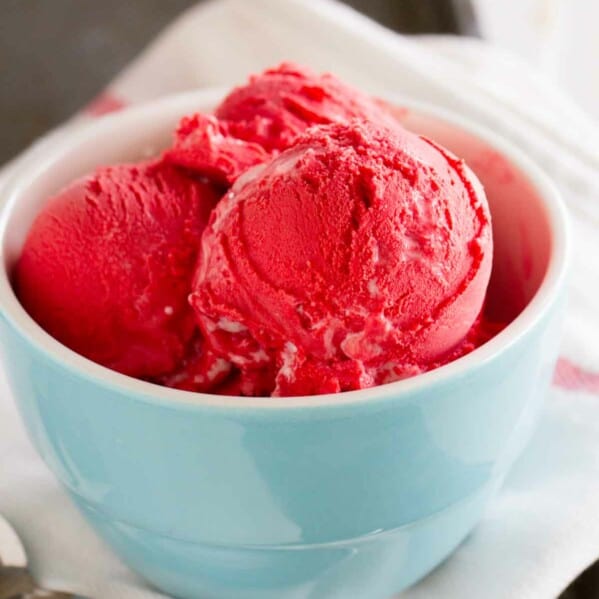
left=73, top=484, right=492, bottom=599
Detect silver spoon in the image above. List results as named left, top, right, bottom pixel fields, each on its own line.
left=0, top=513, right=77, bottom=599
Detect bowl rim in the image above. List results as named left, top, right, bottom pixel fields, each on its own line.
left=0, top=89, right=570, bottom=410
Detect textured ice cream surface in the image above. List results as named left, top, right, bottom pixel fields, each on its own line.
left=164, top=113, right=270, bottom=186
left=16, top=161, right=219, bottom=380
left=215, top=63, right=399, bottom=151
left=158, top=334, right=232, bottom=392
left=165, top=62, right=398, bottom=185
left=190, top=120, right=493, bottom=396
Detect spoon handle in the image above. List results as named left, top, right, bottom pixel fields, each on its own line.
left=0, top=565, right=35, bottom=599
left=19, top=591, right=74, bottom=598
left=0, top=566, right=75, bottom=599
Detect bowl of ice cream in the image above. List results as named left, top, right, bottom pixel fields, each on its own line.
left=0, top=67, right=568, bottom=599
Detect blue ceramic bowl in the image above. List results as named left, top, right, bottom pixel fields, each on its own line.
left=0, top=91, right=568, bottom=599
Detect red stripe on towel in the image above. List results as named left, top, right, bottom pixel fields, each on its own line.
left=554, top=358, right=599, bottom=394
left=84, top=92, right=126, bottom=117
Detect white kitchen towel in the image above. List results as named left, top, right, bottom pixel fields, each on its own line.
left=1, top=1, right=598, bottom=598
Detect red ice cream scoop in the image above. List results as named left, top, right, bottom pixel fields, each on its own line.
left=190, top=120, right=493, bottom=396
left=165, top=62, right=398, bottom=185
left=16, top=161, right=219, bottom=380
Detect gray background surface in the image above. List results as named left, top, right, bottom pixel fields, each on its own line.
left=0, top=0, right=473, bottom=164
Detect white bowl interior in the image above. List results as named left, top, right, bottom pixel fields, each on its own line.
left=0, top=90, right=566, bottom=407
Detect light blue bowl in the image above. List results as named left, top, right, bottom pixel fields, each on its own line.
left=0, top=92, right=568, bottom=599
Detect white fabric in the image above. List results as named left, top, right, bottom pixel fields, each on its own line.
left=1, top=1, right=599, bottom=597
left=473, top=0, right=599, bottom=121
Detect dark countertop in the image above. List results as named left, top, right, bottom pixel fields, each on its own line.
left=0, top=0, right=473, bottom=164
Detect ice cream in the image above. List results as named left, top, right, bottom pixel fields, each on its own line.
left=164, top=113, right=271, bottom=186
left=16, top=63, right=500, bottom=398
left=165, top=63, right=398, bottom=185
left=158, top=333, right=232, bottom=392
left=16, top=161, right=218, bottom=380
left=190, top=120, right=493, bottom=396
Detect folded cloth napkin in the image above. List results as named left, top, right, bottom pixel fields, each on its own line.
left=1, top=1, right=598, bottom=597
